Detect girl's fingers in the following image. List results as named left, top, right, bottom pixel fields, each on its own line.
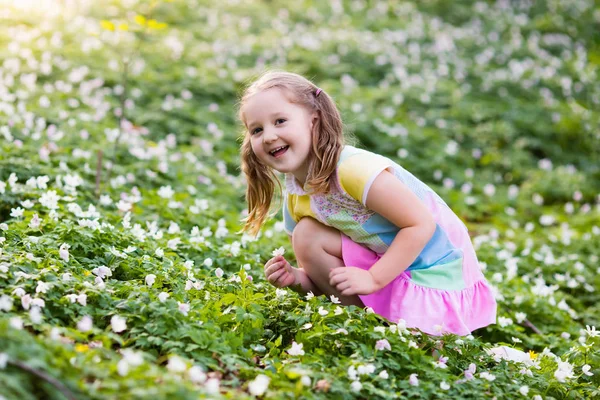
left=329, top=273, right=346, bottom=286
left=265, top=262, right=284, bottom=276
left=268, top=268, right=285, bottom=283
left=265, top=256, right=284, bottom=270
left=273, top=271, right=290, bottom=286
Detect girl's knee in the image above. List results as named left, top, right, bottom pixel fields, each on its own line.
left=292, top=217, right=342, bottom=266
left=292, top=217, right=324, bottom=254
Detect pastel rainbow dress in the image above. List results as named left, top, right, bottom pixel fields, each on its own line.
left=283, top=145, right=497, bottom=335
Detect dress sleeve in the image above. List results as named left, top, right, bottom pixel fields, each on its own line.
left=282, top=192, right=297, bottom=235
left=337, top=152, right=395, bottom=206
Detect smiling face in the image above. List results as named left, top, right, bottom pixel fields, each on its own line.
left=242, top=88, right=317, bottom=185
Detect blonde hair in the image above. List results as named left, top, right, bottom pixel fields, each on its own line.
left=237, top=70, right=346, bottom=236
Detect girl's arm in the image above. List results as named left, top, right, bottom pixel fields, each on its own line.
left=364, top=169, right=437, bottom=289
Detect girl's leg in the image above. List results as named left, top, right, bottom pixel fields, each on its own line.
left=292, top=217, right=365, bottom=307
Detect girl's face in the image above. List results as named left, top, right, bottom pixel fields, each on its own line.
left=243, top=88, right=317, bottom=185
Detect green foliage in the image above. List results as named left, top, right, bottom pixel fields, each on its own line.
left=0, top=0, right=599, bottom=398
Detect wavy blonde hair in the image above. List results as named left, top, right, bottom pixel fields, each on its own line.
left=237, top=70, right=346, bottom=236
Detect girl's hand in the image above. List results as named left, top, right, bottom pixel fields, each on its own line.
left=264, top=255, right=298, bottom=288
left=329, top=267, right=380, bottom=296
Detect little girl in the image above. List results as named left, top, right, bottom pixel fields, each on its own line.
left=237, top=70, right=497, bottom=336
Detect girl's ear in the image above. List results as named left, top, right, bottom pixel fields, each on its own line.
left=310, top=112, right=319, bottom=129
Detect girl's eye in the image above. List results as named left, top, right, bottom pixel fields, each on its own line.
left=251, top=127, right=262, bottom=135
left=276, top=118, right=286, bottom=124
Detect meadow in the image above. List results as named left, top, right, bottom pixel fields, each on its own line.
left=0, top=0, right=599, bottom=398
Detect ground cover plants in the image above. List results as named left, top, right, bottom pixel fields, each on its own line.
left=0, top=0, right=599, bottom=398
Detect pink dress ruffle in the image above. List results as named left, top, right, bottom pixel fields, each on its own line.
left=340, top=194, right=497, bottom=336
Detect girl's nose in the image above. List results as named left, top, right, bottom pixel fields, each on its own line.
left=262, top=128, right=278, bottom=143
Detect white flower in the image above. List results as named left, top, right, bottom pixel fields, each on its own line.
left=167, top=355, right=187, bottom=373
left=248, top=374, right=270, bottom=396
left=347, top=365, right=357, bottom=380
left=480, top=371, right=496, bottom=381
left=59, top=243, right=70, bottom=262
left=92, top=266, right=112, bottom=279
left=111, top=315, right=127, bottom=333
left=20, top=200, right=34, bottom=209
left=397, top=319, right=408, bottom=334
left=158, top=185, right=174, bottom=199
left=10, top=207, right=24, bottom=218
left=158, top=292, right=170, bottom=302
left=498, top=316, right=513, bottom=327
left=408, top=374, right=419, bottom=386
left=77, top=294, right=87, bottom=306
left=215, top=268, right=224, bottom=278
left=155, top=248, right=164, bottom=258
left=188, top=365, right=207, bottom=383
left=0, top=353, right=8, bottom=369
left=205, top=378, right=220, bottom=395
left=464, top=363, right=476, bottom=380
left=582, top=364, right=593, bottom=376
left=178, top=302, right=190, bottom=316
left=330, top=295, right=340, bottom=304
left=318, top=306, right=328, bottom=316
left=39, top=190, right=60, bottom=210
left=0, top=295, right=13, bottom=311
left=117, top=359, right=130, bottom=376
left=36, top=281, right=49, bottom=294
left=350, top=380, right=362, bottom=393
left=287, top=341, right=305, bottom=356
left=77, top=316, right=93, bottom=332
left=31, top=298, right=45, bottom=308
left=302, top=323, right=313, bottom=330
left=9, top=317, right=23, bottom=330
left=275, top=288, right=287, bottom=298
left=378, top=370, right=389, bottom=379
left=585, top=325, right=598, bottom=337
left=116, top=200, right=132, bottom=212
left=29, top=214, right=40, bottom=229
left=305, top=291, right=314, bottom=300
left=21, top=294, right=32, bottom=310
left=375, top=339, right=391, bottom=351
left=99, top=195, right=112, bottom=205
left=203, top=258, right=213, bottom=267
left=334, top=306, right=343, bottom=315
left=483, top=184, right=496, bottom=196
left=145, top=274, right=156, bottom=287
left=300, top=376, right=311, bottom=386
left=440, top=381, right=450, bottom=390
left=519, top=386, right=529, bottom=396
left=357, top=364, right=375, bottom=375
left=272, top=246, right=285, bottom=257
left=514, top=312, right=527, bottom=324
left=167, top=238, right=180, bottom=250
left=540, top=214, right=556, bottom=226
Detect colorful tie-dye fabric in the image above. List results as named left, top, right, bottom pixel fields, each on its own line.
left=283, top=145, right=497, bottom=334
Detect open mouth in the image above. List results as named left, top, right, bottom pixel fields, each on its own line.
left=269, top=145, right=289, bottom=158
